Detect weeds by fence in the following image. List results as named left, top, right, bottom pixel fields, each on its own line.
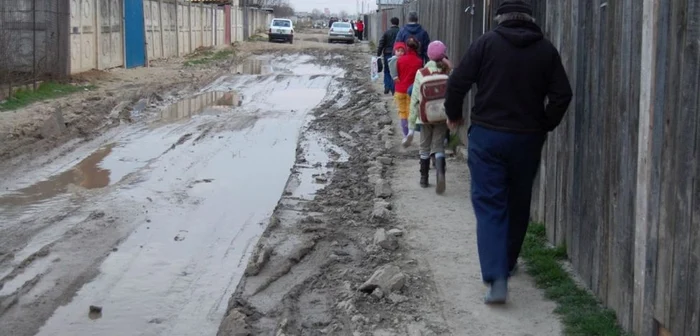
left=0, top=82, right=94, bottom=111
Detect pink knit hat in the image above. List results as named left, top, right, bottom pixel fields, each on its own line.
left=427, top=41, right=447, bottom=61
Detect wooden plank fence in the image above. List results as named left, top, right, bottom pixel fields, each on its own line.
left=367, top=0, right=700, bottom=335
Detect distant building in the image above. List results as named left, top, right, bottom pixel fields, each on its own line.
left=376, top=0, right=406, bottom=10
left=229, top=0, right=263, bottom=7
left=187, top=0, right=230, bottom=4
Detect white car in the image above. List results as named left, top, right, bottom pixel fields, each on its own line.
left=328, top=22, right=355, bottom=44
left=268, top=18, right=293, bottom=44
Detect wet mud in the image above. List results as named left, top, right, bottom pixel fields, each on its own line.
left=217, top=47, right=449, bottom=336
left=0, top=52, right=352, bottom=336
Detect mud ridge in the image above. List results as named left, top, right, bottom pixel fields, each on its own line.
left=217, top=48, right=448, bottom=336
left=0, top=51, right=237, bottom=163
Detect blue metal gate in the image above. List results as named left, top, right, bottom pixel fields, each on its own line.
left=124, top=0, right=146, bottom=68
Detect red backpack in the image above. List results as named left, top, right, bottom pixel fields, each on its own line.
left=418, top=68, right=449, bottom=124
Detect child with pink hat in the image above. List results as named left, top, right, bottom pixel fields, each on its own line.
left=405, top=40, right=452, bottom=194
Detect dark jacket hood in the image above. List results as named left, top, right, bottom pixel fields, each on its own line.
left=404, top=23, right=425, bottom=35
left=494, top=21, right=543, bottom=48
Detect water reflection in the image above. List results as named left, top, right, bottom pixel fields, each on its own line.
left=233, top=59, right=270, bottom=75
left=159, top=91, right=241, bottom=122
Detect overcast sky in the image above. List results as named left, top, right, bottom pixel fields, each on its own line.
left=290, top=0, right=377, bottom=14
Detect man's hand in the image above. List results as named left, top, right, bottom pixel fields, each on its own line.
left=446, top=119, right=463, bottom=131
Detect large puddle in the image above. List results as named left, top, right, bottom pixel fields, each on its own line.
left=24, top=55, right=344, bottom=336
left=159, top=91, right=242, bottom=122
left=232, top=58, right=272, bottom=75
left=0, top=145, right=116, bottom=209
left=0, top=91, right=243, bottom=213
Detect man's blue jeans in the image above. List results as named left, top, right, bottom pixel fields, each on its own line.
left=382, top=54, right=394, bottom=94
left=467, top=125, right=546, bottom=283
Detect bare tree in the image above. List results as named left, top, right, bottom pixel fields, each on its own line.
left=311, top=8, right=323, bottom=20
left=273, top=5, right=294, bottom=18
left=255, top=0, right=294, bottom=17
left=339, top=10, right=348, bottom=19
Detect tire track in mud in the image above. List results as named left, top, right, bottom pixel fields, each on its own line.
left=218, top=49, right=449, bottom=336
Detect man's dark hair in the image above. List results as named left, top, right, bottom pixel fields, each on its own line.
left=390, top=17, right=399, bottom=26
left=408, top=11, right=418, bottom=23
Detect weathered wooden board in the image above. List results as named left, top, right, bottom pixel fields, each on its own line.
left=361, top=0, right=698, bottom=334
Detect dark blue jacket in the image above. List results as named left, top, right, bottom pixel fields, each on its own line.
left=444, top=20, right=572, bottom=133
left=394, top=23, right=430, bottom=63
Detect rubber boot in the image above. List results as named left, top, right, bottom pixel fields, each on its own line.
left=419, top=158, right=430, bottom=188
left=435, top=156, right=446, bottom=195
left=484, top=278, right=508, bottom=305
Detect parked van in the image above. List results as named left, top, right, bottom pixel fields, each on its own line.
left=269, top=18, right=293, bottom=44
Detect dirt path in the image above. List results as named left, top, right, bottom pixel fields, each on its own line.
left=380, top=74, right=563, bottom=333
left=390, top=145, right=563, bottom=335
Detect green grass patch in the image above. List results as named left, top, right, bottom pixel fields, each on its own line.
left=184, top=49, right=234, bottom=67
left=0, top=82, right=94, bottom=111
left=185, top=50, right=214, bottom=59
left=522, top=223, right=633, bottom=336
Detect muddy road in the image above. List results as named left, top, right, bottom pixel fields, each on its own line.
left=0, top=37, right=361, bottom=335
left=0, top=32, right=561, bottom=336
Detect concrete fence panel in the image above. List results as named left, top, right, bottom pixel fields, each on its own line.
left=231, top=7, right=243, bottom=42
left=177, top=2, right=189, bottom=55
left=203, top=5, right=213, bottom=47
left=2, top=0, right=277, bottom=77
left=144, top=0, right=160, bottom=59
left=0, top=0, right=70, bottom=88
left=216, top=7, right=225, bottom=45
left=192, top=5, right=201, bottom=49
left=70, top=0, right=98, bottom=73
left=162, top=1, right=177, bottom=58
left=98, top=0, right=123, bottom=70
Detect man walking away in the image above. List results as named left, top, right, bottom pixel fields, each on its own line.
left=377, top=17, right=400, bottom=94
left=394, top=12, right=430, bottom=64
left=444, top=0, right=572, bottom=305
